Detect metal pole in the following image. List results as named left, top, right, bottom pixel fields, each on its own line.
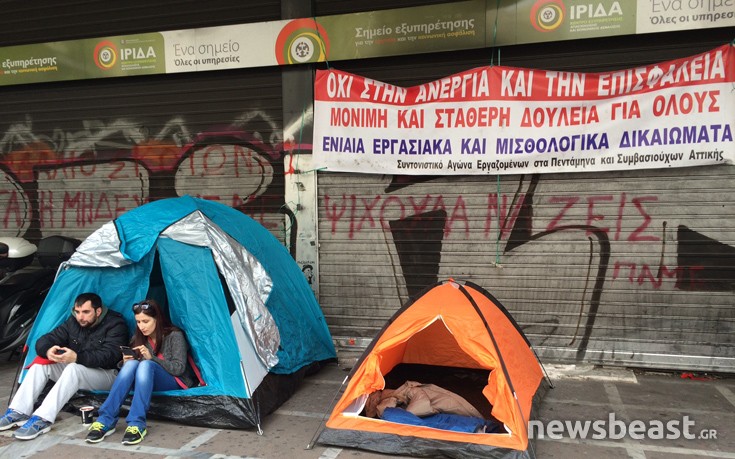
left=240, top=361, right=263, bottom=435
left=306, top=374, right=348, bottom=450
left=7, top=345, right=28, bottom=406
left=531, top=346, right=555, bottom=389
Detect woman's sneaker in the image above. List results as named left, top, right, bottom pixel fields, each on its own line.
left=0, top=409, right=29, bottom=431
left=13, top=415, right=52, bottom=440
left=121, top=425, right=146, bottom=445
left=85, top=422, right=116, bottom=443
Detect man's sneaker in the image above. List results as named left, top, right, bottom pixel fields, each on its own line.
left=0, top=409, right=29, bottom=431
left=12, top=415, right=52, bottom=440
left=85, top=421, right=116, bottom=443
left=121, top=425, right=146, bottom=445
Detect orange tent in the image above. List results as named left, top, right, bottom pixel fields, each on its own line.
left=319, top=279, right=549, bottom=458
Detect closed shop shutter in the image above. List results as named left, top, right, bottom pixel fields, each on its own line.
left=0, top=1, right=288, bottom=244
left=316, top=28, right=735, bottom=371
left=0, top=67, right=286, bottom=243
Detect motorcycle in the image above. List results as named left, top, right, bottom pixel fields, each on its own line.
left=0, top=236, right=80, bottom=356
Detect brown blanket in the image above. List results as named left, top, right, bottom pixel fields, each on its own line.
left=366, top=380, right=483, bottom=419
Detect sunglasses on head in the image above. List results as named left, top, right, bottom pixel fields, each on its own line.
left=132, top=302, right=153, bottom=313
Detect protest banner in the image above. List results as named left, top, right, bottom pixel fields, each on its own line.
left=314, top=43, right=735, bottom=175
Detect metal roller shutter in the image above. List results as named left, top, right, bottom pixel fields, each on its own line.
left=316, top=28, right=735, bottom=371
left=0, top=67, right=285, bottom=243
left=0, top=1, right=287, bottom=244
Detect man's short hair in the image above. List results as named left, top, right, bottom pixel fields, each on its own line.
left=74, top=292, right=102, bottom=310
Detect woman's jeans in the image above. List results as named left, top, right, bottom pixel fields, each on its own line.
left=96, top=359, right=180, bottom=429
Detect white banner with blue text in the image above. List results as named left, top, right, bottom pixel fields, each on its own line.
left=313, top=43, right=735, bottom=175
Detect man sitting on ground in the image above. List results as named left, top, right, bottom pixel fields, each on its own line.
left=0, top=292, right=129, bottom=440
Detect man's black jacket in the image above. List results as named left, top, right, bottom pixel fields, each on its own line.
left=35, top=307, right=129, bottom=370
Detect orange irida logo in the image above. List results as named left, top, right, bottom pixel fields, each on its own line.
left=94, top=41, right=118, bottom=70
left=530, top=0, right=566, bottom=32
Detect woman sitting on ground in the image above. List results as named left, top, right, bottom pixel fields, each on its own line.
left=85, top=299, right=196, bottom=445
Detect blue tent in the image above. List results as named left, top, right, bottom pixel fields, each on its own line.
left=21, top=196, right=336, bottom=429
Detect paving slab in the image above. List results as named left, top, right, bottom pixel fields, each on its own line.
left=1, top=351, right=734, bottom=459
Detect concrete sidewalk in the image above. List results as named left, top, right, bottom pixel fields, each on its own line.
left=1, top=352, right=734, bottom=459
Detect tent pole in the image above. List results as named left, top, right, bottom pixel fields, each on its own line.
left=306, top=374, right=348, bottom=450
left=240, top=361, right=263, bottom=435
left=457, top=284, right=538, bottom=458
left=531, top=346, right=555, bottom=389
left=511, top=391, right=538, bottom=459
left=7, top=345, right=28, bottom=406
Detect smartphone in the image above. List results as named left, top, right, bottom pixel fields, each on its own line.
left=54, top=349, right=66, bottom=354
left=120, top=346, right=136, bottom=357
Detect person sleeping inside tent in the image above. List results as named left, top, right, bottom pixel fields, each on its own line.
left=365, top=381, right=504, bottom=433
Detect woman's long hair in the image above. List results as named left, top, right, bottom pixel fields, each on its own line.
left=131, top=299, right=179, bottom=355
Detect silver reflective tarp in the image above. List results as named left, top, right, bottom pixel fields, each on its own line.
left=68, top=221, right=130, bottom=268
left=162, top=211, right=278, bottom=368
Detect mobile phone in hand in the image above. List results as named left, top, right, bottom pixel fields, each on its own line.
left=54, top=348, right=66, bottom=354
left=120, top=346, right=136, bottom=357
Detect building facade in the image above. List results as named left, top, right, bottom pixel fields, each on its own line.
left=1, top=0, right=733, bottom=371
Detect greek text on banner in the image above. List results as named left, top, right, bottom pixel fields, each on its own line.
left=313, top=43, right=735, bottom=175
